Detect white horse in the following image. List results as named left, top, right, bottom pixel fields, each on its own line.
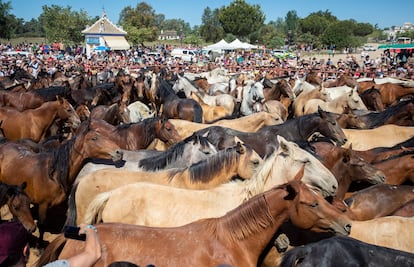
left=240, top=80, right=265, bottom=116
left=292, top=76, right=316, bottom=96
left=127, top=100, right=155, bottom=122
left=173, top=75, right=236, bottom=115
left=81, top=136, right=338, bottom=226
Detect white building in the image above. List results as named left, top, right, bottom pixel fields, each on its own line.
left=82, top=12, right=130, bottom=57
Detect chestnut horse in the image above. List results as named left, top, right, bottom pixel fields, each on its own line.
left=90, top=102, right=131, bottom=125
left=0, top=181, right=36, bottom=233
left=0, top=120, right=123, bottom=243
left=0, top=96, right=81, bottom=142
left=88, top=117, right=182, bottom=150
left=37, top=179, right=351, bottom=267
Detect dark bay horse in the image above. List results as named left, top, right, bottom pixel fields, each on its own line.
left=279, top=236, right=414, bottom=267
left=0, top=90, right=45, bottom=111
left=90, top=102, right=131, bottom=125
left=155, top=77, right=203, bottom=122
left=0, top=181, right=36, bottom=232
left=359, top=87, right=385, bottom=111
left=0, top=96, right=81, bottom=142
left=88, top=117, right=181, bottom=150
left=0, top=120, right=123, bottom=243
left=37, top=180, right=351, bottom=267
left=195, top=107, right=347, bottom=158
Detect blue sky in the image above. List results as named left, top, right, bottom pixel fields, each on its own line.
left=8, top=0, right=414, bottom=29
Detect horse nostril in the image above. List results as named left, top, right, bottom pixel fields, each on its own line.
left=332, top=185, right=337, bottom=190
left=343, top=138, right=348, bottom=143
left=345, top=224, right=352, bottom=233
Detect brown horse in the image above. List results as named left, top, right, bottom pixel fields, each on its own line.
left=359, top=82, right=414, bottom=107
left=88, top=116, right=181, bottom=150
left=311, top=142, right=386, bottom=199
left=0, top=90, right=45, bottom=111
left=359, top=87, right=385, bottom=111
left=90, top=102, right=131, bottom=125
left=344, top=184, right=414, bottom=221
left=37, top=179, right=351, bottom=267
left=155, top=78, right=203, bottom=122
left=0, top=96, right=81, bottom=142
left=0, top=120, right=123, bottom=243
left=189, top=91, right=231, bottom=123
left=371, top=151, right=414, bottom=185
left=0, top=181, right=36, bottom=233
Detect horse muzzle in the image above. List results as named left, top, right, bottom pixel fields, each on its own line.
left=111, top=150, right=124, bottom=162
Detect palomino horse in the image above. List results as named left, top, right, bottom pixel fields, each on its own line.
left=78, top=136, right=339, bottom=226
left=342, top=125, right=414, bottom=150
left=75, top=131, right=218, bottom=177
left=292, top=86, right=329, bottom=117
left=0, top=96, right=81, bottom=142
left=303, top=87, right=368, bottom=115
left=155, top=78, right=203, bottom=122
left=190, top=91, right=231, bottom=122
left=0, top=120, right=123, bottom=243
left=90, top=102, right=131, bottom=125
left=169, top=111, right=283, bottom=139
left=0, top=182, right=36, bottom=233
left=279, top=236, right=414, bottom=267
left=73, top=142, right=262, bottom=224
left=88, top=117, right=182, bottom=150
left=344, top=184, right=414, bottom=221
left=38, top=179, right=351, bottom=267
left=195, top=107, right=347, bottom=158
left=350, top=216, right=414, bottom=254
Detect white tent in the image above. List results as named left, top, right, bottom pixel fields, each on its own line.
left=228, top=38, right=257, bottom=50
left=203, top=39, right=232, bottom=51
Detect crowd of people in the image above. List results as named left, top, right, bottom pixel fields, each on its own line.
left=0, top=40, right=413, bottom=86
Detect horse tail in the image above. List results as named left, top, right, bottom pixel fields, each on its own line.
left=279, top=246, right=308, bottom=267
left=193, top=102, right=203, bottom=123
left=64, top=183, right=78, bottom=227
left=34, top=234, right=67, bottom=267
left=83, top=191, right=111, bottom=225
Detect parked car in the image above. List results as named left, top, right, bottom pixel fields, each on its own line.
left=170, top=48, right=198, bottom=62
left=363, top=45, right=376, bottom=51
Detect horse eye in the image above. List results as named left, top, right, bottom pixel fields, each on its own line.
left=253, top=160, right=260, bottom=165
left=92, top=136, right=98, bottom=141
left=67, top=109, right=73, bottom=112
left=311, top=202, right=319, bottom=208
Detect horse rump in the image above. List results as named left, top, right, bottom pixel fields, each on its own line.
left=279, top=236, right=414, bottom=267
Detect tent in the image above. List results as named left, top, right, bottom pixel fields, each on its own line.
left=93, top=45, right=110, bottom=51
left=203, top=39, right=232, bottom=51
left=228, top=38, right=257, bottom=50
left=378, top=43, right=414, bottom=50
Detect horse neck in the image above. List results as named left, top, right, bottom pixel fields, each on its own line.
left=31, top=101, right=60, bottom=121
left=67, top=136, right=93, bottom=184
left=215, top=188, right=289, bottom=259
left=330, top=157, right=352, bottom=199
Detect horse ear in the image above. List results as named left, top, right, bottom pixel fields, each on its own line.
left=56, top=95, right=64, bottom=103
left=20, top=181, right=27, bottom=190
left=277, top=136, right=290, bottom=156
left=317, top=106, right=327, bottom=118
left=233, top=136, right=244, bottom=145
left=236, top=142, right=246, bottom=154
left=342, top=149, right=351, bottom=163
left=293, top=164, right=305, bottom=181
left=284, top=183, right=298, bottom=200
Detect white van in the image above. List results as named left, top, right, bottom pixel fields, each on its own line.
left=170, top=48, right=198, bottom=62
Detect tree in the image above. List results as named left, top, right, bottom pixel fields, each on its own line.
left=299, top=14, right=330, bottom=36
left=119, top=2, right=159, bottom=45
left=218, top=0, right=265, bottom=38
left=39, top=5, right=93, bottom=44
left=322, top=21, right=356, bottom=49
left=199, top=7, right=224, bottom=42
left=0, top=0, right=16, bottom=39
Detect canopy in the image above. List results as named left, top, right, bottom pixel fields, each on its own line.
left=203, top=39, right=232, bottom=51
left=228, top=38, right=257, bottom=49
left=103, top=36, right=130, bottom=50
left=378, top=43, right=414, bottom=50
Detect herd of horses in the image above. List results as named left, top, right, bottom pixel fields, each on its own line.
left=0, top=64, right=413, bottom=266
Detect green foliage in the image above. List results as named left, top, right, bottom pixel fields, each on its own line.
left=218, top=0, right=265, bottom=38
left=299, top=14, right=330, bottom=36
left=322, top=21, right=366, bottom=49
left=199, top=7, right=224, bottom=42
left=0, top=0, right=17, bottom=39
left=38, top=5, right=93, bottom=44
left=353, top=22, right=374, bottom=36
left=119, top=2, right=160, bottom=44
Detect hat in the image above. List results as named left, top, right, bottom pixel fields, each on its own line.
left=0, top=221, right=29, bottom=264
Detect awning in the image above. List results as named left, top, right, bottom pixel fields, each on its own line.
left=103, top=36, right=130, bottom=50
left=378, top=43, right=414, bottom=50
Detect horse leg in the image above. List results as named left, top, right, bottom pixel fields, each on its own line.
left=36, top=203, right=49, bottom=249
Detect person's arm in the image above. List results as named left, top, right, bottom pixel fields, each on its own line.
left=66, top=224, right=102, bottom=267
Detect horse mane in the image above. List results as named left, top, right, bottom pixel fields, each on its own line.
left=205, top=187, right=281, bottom=243
left=138, top=133, right=209, bottom=171
left=167, top=145, right=243, bottom=183
left=0, top=182, right=12, bottom=206
left=370, top=149, right=414, bottom=164
left=49, top=138, right=73, bottom=193
left=362, top=98, right=412, bottom=127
